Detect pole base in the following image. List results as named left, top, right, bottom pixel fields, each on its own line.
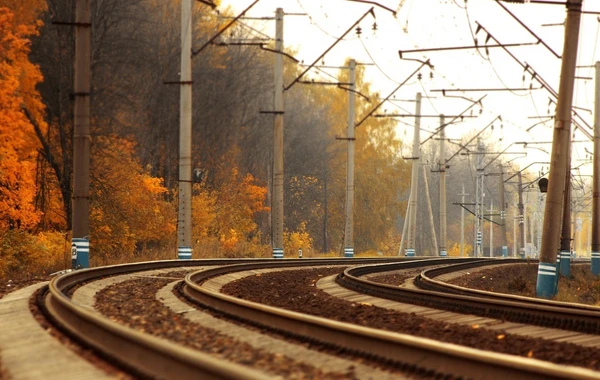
left=178, top=246, right=192, bottom=260
left=405, top=248, right=415, bottom=257
left=559, top=250, right=571, bottom=276
left=344, top=247, right=354, bottom=258
left=592, top=252, right=600, bottom=275
left=536, top=262, right=557, bottom=299
left=501, top=246, right=508, bottom=258
left=71, top=238, right=90, bottom=269
left=439, top=250, right=447, bottom=257
left=273, top=248, right=284, bottom=259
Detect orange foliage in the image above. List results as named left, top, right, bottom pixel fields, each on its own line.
left=90, top=136, right=176, bottom=259
left=0, top=7, right=46, bottom=230
left=192, top=183, right=216, bottom=240
left=195, top=166, right=269, bottom=253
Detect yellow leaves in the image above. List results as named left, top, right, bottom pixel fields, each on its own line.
left=141, top=175, right=168, bottom=194
left=284, top=222, right=313, bottom=253
left=496, top=334, right=505, bottom=340
left=191, top=165, right=269, bottom=254
left=527, top=350, right=534, bottom=358
left=447, top=242, right=473, bottom=257
left=90, top=135, right=176, bottom=258
left=219, top=229, right=240, bottom=252
left=471, top=324, right=479, bottom=329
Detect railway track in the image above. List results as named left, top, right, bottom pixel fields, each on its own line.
left=7, top=257, right=598, bottom=379
left=37, top=258, right=404, bottom=379
left=339, top=258, right=600, bottom=333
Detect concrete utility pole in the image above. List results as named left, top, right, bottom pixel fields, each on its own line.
left=588, top=213, right=593, bottom=256
left=71, top=0, right=91, bottom=269
left=499, top=164, right=508, bottom=257
left=272, top=8, right=284, bottom=258
left=422, top=164, right=438, bottom=255
left=537, top=0, right=582, bottom=298
left=177, top=0, right=193, bottom=260
left=489, top=200, right=494, bottom=257
left=405, top=92, right=422, bottom=256
left=518, top=172, right=525, bottom=258
left=439, top=115, right=447, bottom=257
left=398, top=204, right=409, bottom=256
left=524, top=197, right=528, bottom=255
left=513, top=210, right=518, bottom=257
left=459, top=184, right=468, bottom=257
left=593, top=61, right=600, bottom=274
left=530, top=193, right=535, bottom=255
left=474, top=138, right=485, bottom=257
left=343, top=59, right=356, bottom=258
left=559, top=143, right=572, bottom=275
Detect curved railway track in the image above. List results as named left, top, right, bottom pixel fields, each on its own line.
left=38, top=258, right=402, bottom=379
left=339, top=258, right=600, bottom=333
left=27, top=257, right=600, bottom=379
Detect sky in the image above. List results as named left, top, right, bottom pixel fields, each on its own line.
left=216, top=0, right=600, bottom=181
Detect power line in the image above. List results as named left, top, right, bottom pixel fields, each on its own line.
left=358, top=36, right=403, bottom=85
left=295, top=0, right=359, bottom=41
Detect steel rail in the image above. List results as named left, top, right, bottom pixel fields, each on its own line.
left=42, top=259, right=276, bottom=379
left=418, top=259, right=600, bottom=312
left=40, top=257, right=410, bottom=379
left=339, top=259, right=600, bottom=334
left=182, top=259, right=600, bottom=380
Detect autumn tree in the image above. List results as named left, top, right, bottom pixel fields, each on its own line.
left=90, top=135, right=176, bottom=263
left=0, top=5, right=46, bottom=230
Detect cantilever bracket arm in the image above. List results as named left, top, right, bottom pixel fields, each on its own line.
left=195, top=0, right=217, bottom=8
left=355, top=59, right=432, bottom=128
left=445, top=116, right=500, bottom=164
left=284, top=7, right=375, bottom=91
left=420, top=94, right=487, bottom=146
left=398, top=41, right=540, bottom=59
left=192, top=0, right=260, bottom=57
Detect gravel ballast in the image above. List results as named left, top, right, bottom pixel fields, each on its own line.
left=95, top=276, right=359, bottom=379
left=222, top=266, right=600, bottom=370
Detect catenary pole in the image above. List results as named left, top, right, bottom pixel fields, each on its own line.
left=499, top=164, right=509, bottom=257
left=405, top=92, right=421, bottom=256
left=177, top=0, right=193, bottom=260
left=489, top=200, right=494, bottom=257
left=513, top=210, right=517, bottom=257
left=272, top=8, right=284, bottom=258
left=518, top=172, right=526, bottom=259
left=559, top=143, right=572, bottom=275
left=343, top=59, right=356, bottom=258
left=530, top=193, right=535, bottom=256
left=439, top=115, right=447, bottom=256
left=423, top=164, right=439, bottom=255
left=475, top=138, right=485, bottom=257
left=460, top=184, right=467, bottom=257
left=592, top=61, right=600, bottom=274
left=537, top=0, right=583, bottom=298
left=398, top=204, right=409, bottom=255
left=72, top=0, right=91, bottom=268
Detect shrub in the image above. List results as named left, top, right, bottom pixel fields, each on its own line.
left=0, top=230, right=69, bottom=279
